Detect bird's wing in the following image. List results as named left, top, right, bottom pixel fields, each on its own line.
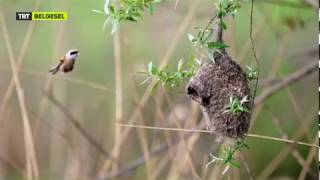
left=60, top=56, right=65, bottom=63
left=49, top=61, right=64, bottom=75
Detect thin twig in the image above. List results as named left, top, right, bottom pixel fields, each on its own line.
left=257, top=0, right=311, bottom=8
left=298, top=136, right=318, bottom=180
left=249, top=0, right=260, bottom=104
left=266, top=105, right=316, bottom=178
left=131, top=79, right=155, bottom=180
left=302, top=0, right=318, bottom=9
left=250, top=38, right=288, bottom=126
left=98, top=131, right=194, bottom=180
left=0, top=66, right=115, bottom=93
left=109, top=30, right=123, bottom=173
left=163, top=93, right=201, bottom=179
left=239, top=153, right=253, bottom=180
left=0, top=0, right=40, bottom=127
left=43, top=91, right=119, bottom=164
left=0, top=10, right=39, bottom=180
left=201, top=14, right=218, bottom=38
left=115, top=124, right=318, bottom=148
left=255, top=61, right=317, bottom=105
left=257, top=109, right=316, bottom=179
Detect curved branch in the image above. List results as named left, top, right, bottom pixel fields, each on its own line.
left=213, top=17, right=223, bottom=43
left=255, top=61, right=317, bottom=105
left=43, top=91, right=119, bottom=164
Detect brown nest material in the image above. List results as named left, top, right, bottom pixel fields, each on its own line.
left=187, top=51, right=252, bottom=141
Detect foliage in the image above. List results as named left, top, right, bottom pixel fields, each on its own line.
left=96, top=0, right=163, bottom=33
left=215, top=0, right=245, bottom=31
left=246, top=65, right=258, bottom=81
left=102, top=0, right=248, bottom=89
left=223, top=95, right=250, bottom=116
left=216, top=0, right=245, bottom=18
left=187, top=0, right=245, bottom=60
left=188, top=29, right=229, bottom=49
left=141, top=59, right=198, bottom=88
left=221, top=140, right=249, bottom=168
left=207, top=139, right=249, bottom=174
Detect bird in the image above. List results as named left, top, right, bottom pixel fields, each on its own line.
left=49, top=49, right=80, bottom=75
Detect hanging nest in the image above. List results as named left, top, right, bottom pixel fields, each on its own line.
left=186, top=23, right=252, bottom=142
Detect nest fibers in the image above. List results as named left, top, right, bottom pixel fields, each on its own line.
left=187, top=52, right=252, bottom=142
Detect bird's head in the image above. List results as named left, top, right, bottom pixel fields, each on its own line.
left=66, top=49, right=80, bottom=60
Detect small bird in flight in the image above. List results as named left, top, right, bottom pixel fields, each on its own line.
left=49, top=49, right=80, bottom=75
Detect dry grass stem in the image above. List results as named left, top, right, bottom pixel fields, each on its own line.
left=0, top=10, right=39, bottom=180
left=115, top=124, right=318, bottom=148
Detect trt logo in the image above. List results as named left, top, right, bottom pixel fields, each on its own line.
left=16, top=12, right=32, bottom=20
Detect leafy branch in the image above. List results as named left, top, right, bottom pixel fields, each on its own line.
left=188, top=29, right=229, bottom=51
left=206, top=139, right=249, bottom=174
left=198, top=0, right=245, bottom=40
left=187, top=0, right=245, bottom=61
left=246, top=65, right=258, bottom=81
left=94, top=0, right=163, bottom=33
left=141, top=59, right=198, bottom=88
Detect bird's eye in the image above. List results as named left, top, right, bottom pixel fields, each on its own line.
left=70, top=51, right=78, bottom=55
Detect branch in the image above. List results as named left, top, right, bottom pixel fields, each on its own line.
left=257, top=0, right=311, bottom=8
left=250, top=0, right=260, bottom=105
left=302, top=0, right=318, bottom=9
left=115, top=124, right=318, bottom=148
left=43, top=91, right=119, bottom=164
left=0, top=10, right=39, bottom=179
left=213, top=16, right=223, bottom=43
left=254, top=61, right=317, bottom=105
left=97, top=136, right=180, bottom=180
left=97, top=120, right=207, bottom=180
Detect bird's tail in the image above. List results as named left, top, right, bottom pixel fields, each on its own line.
left=49, top=65, right=60, bottom=75
left=49, top=60, right=64, bottom=75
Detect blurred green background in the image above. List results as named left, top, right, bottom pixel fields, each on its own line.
left=0, top=0, right=318, bottom=179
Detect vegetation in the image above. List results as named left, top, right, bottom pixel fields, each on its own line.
left=0, top=0, right=317, bottom=179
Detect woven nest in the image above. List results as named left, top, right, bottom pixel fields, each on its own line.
left=187, top=52, right=252, bottom=141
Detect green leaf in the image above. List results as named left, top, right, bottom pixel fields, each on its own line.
left=140, top=77, right=152, bottom=85
left=103, top=0, right=163, bottom=33
left=104, top=0, right=111, bottom=15
left=149, top=4, right=154, bottom=14
left=177, top=59, right=184, bottom=72
left=229, top=161, right=241, bottom=168
left=148, top=62, right=158, bottom=76
left=202, top=28, right=213, bottom=42
left=108, top=5, right=115, bottom=14
left=220, top=19, right=227, bottom=30
left=207, top=42, right=229, bottom=49
left=188, top=33, right=196, bottom=43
